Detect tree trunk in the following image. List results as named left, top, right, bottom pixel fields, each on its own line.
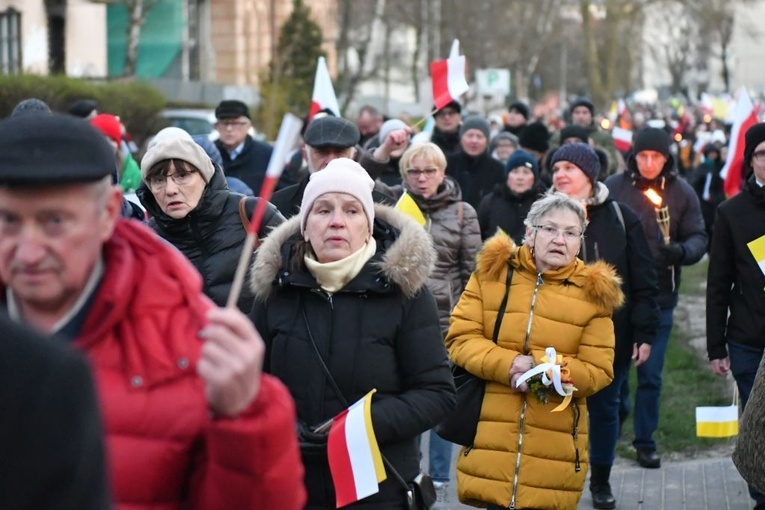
left=123, top=0, right=144, bottom=77
left=580, top=0, right=604, bottom=106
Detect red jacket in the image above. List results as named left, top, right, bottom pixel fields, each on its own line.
left=76, top=220, right=305, bottom=510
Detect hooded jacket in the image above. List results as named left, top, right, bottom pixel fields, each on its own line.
left=707, top=176, right=765, bottom=359
left=249, top=205, right=456, bottom=508
left=137, top=167, right=284, bottom=312
left=446, top=233, right=623, bottom=510
left=605, top=152, right=707, bottom=308
left=68, top=220, right=305, bottom=510
left=579, top=183, right=659, bottom=363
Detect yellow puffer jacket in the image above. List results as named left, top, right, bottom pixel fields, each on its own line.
left=446, top=233, right=624, bottom=510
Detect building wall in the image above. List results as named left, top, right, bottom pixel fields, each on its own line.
left=731, top=2, right=765, bottom=94
left=66, top=0, right=106, bottom=77
left=0, top=0, right=47, bottom=73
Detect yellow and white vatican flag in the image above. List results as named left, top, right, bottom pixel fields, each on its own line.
left=395, top=191, right=426, bottom=227
left=747, top=234, right=765, bottom=276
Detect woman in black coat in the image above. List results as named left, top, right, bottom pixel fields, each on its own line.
left=137, top=134, right=284, bottom=313
left=477, top=149, right=544, bottom=243
left=249, top=158, right=455, bottom=509
left=550, top=143, right=659, bottom=510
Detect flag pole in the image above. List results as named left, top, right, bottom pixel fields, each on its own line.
left=410, top=107, right=440, bottom=131
left=226, top=113, right=303, bottom=308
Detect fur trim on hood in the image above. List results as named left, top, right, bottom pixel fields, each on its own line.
left=249, top=203, right=436, bottom=301
left=476, top=231, right=624, bottom=313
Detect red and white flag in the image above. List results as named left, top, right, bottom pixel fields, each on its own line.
left=721, top=87, right=758, bottom=197
left=612, top=126, right=633, bottom=153
left=430, top=39, right=469, bottom=111
left=327, top=389, right=386, bottom=508
left=309, top=56, right=341, bottom=120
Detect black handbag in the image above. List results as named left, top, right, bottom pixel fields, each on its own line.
left=302, top=308, right=436, bottom=509
left=435, top=265, right=513, bottom=447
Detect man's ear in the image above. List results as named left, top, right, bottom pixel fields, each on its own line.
left=100, top=185, right=123, bottom=242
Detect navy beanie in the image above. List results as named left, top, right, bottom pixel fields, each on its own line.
left=550, top=143, right=601, bottom=186
left=505, top=149, right=539, bottom=177
left=633, top=127, right=671, bottom=157
left=459, top=115, right=491, bottom=140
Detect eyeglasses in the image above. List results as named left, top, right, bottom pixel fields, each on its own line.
left=148, top=170, right=197, bottom=190
left=406, top=167, right=440, bottom=178
left=436, top=109, right=459, bottom=118
left=217, top=120, right=249, bottom=129
left=533, top=224, right=582, bottom=242
left=753, top=150, right=765, bottom=163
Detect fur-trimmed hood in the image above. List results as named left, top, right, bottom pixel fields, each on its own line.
left=476, top=231, right=625, bottom=313
left=249, top=203, right=436, bottom=301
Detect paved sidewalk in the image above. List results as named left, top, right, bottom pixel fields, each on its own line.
left=420, top=437, right=754, bottom=509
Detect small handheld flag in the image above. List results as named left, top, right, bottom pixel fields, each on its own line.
left=430, top=39, right=469, bottom=111
left=309, top=56, right=341, bottom=120
left=721, top=87, right=758, bottom=198
left=394, top=191, right=426, bottom=226
left=327, top=390, right=386, bottom=507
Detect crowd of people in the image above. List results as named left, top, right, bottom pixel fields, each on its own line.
left=1, top=92, right=763, bottom=510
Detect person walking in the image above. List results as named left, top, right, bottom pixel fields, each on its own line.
left=706, top=123, right=765, bottom=510
left=606, top=127, right=707, bottom=468
left=550, top=143, right=659, bottom=508
left=447, top=192, right=623, bottom=510
left=249, top=158, right=456, bottom=508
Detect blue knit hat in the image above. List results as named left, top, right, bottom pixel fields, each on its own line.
left=550, top=143, right=600, bottom=186
left=505, top=149, right=539, bottom=177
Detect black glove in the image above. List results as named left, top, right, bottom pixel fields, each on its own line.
left=297, top=421, right=329, bottom=445
left=658, top=242, right=684, bottom=266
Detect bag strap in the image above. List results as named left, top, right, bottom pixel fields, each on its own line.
left=300, top=307, right=413, bottom=495
left=457, top=201, right=464, bottom=230
left=238, top=196, right=262, bottom=250
left=492, top=265, right=514, bottom=344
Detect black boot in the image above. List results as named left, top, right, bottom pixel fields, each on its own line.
left=589, top=463, right=616, bottom=510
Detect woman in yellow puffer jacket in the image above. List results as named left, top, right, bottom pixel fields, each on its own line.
left=446, top=192, right=624, bottom=510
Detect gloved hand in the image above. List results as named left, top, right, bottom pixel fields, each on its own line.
left=297, top=421, right=329, bottom=445
left=658, top=242, right=684, bottom=266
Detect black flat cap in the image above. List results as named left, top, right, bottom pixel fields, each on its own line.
left=0, top=113, right=115, bottom=186
left=215, top=99, right=251, bottom=120
left=69, top=99, right=98, bottom=118
left=303, top=116, right=360, bottom=149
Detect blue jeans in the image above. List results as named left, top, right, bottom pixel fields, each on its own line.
left=728, top=340, right=765, bottom=506
left=425, top=429, right=453, bottom=483
left=631, top=307, right=674, bottom=451
left=588, top=357, right=632, bottom=466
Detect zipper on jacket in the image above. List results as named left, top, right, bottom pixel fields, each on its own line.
left=523, top=274, right=544, bottom=353
left=572, top=402, right=581, bottom=472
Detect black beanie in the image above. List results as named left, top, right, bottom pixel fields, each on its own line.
left=633, top=127, right=671, bottom=157
left=744, top=123, right=765, bottom=170
left=508, top=101, right=530, bottom=120
left=570, top=97, right=594, bottom=116
left=550, top=143, right=600, bottom=186
left=560, top=125, right=590, bottom=144
left=519, top=122, right=550, bottom=153
left=459, top=115, right=491, bottom=140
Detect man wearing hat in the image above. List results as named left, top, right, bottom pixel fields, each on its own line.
left=0, top=113, right=306, bottom=509
left=214, top=99, right=276, bottom=194
left=706, top=123, right=765, bottom=510
left=565, top=96, right=620, bottom=175
left=270, top=115, right=395, bottom=218
left=606, top=127, right=706, bottom=470
left=503, top=100, right=530, bottom=138
left=412, top=99, right=463, bottom=155
left=446, top=115, right=505, bottom=208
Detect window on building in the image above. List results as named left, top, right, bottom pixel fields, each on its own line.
left=0, top=8, right=21, bottom=74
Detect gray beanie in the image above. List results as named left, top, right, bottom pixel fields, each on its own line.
left=459, top=115, right=491, bottom=140
left=550, top=143, right=600, bottom=186
left=11, top=98, right=52, bottom=117
left=378, top=119, right=408, bottom=144
left=141, top=136, right=215, bottom=183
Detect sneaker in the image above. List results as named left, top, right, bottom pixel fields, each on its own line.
left=432, top=481, right=450, bottom=510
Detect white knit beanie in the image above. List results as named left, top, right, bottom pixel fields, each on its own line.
left=300, top=158, right=375, bottom=236
left=141, top=136, right=215, bottom=183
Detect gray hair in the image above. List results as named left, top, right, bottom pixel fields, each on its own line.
left=524, top=191, right=588, bottom=235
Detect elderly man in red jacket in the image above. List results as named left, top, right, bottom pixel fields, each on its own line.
left=0, top=113, right=306, bottom=510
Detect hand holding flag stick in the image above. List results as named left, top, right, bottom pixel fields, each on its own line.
left=226, top=113, right=303, bottom=308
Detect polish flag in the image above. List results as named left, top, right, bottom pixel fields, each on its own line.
left=721, top=87, right=758, bottom=197
left=309, top=56, right=341, bottom=120
left=612, top=126, right=633, bottom=153
left=327, top=390, right=386, bottom=507
left=430, top=39, right=469, bottom=111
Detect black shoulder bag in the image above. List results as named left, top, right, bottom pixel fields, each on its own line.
left=301, top=308, right=436, bottom=510
left=435, top=264, right=513, bottom=447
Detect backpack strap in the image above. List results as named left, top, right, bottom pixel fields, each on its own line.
left=612, top=200, right=625, bottom=233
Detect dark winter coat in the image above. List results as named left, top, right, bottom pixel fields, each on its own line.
left=249, top=205, right=456, bottom=509
left=137, top=167, right=284, bottom=312
left=215, top=136, right=276, bottom=194
left=431, top=126, right=461, bottom=155
left=579, top=183, right=660, bottom=364
left=706, top=177, right=765, bottom=360
left=446, top=150, right=505, bottom=209
left=477, top=182, right=545, bottom=243
left=605, top=153, right=707, bottom=308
